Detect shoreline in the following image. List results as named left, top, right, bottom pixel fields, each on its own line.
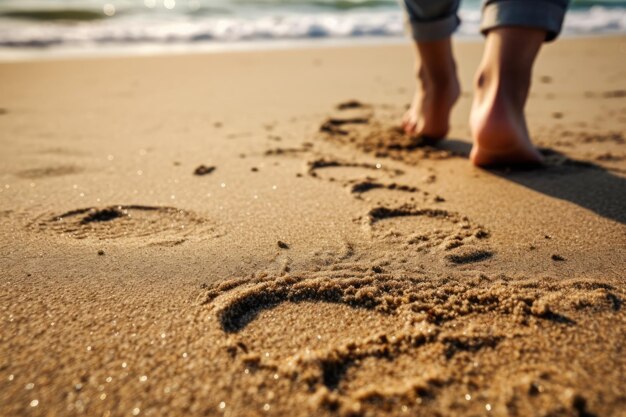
left=1, top=31, right=626, bottom=63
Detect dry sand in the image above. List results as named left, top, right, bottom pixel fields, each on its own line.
left=0, top=36, right=625, bottom=417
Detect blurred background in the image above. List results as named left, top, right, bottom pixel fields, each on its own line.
left=1, top=0, right=625, bottom=59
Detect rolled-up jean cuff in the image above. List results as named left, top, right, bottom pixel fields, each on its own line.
left=407, top=14, right=460, bottom=42
left=481, top=1, right=567, bottom=41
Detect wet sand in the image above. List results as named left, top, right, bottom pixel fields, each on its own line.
left=0, top=36, right=625, bottom=416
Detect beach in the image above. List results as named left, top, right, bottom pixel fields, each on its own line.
left=0, top=35, right=625, bottom=416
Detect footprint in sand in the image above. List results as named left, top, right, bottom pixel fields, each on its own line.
left=305, top=157, right=405, bottom=189
left=30, top=205, right=221, bottom=244
left=259, top=110, right=439, bottom=204
left=201, top=273, right=622, bottom=416
left=319, top=101, right=461, bottom=165
left=362, top=203, right=492, bottom=262
left=305, top=156, right=442, bottom=207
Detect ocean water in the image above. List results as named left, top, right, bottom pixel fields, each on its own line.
left=0, top=0, right=625, bottom=58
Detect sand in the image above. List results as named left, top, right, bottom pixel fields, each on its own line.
left=0, top=36, right=625, bottom=417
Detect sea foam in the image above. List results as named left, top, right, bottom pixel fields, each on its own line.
left=0, top=6, right=624, bottom=57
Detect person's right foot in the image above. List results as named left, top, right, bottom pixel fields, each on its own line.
left=469, top=69, right=543, bottom=167
left=468, top=27, right=548, bottom=168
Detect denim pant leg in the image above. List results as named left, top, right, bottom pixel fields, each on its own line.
left=402, top=0, right=569, bottom=42
left=401, top=0, right=461, bottom=42
left=481, top=0, right=570, bottom=41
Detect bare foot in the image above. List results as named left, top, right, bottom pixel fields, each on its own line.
left=469, top=28, right=546, bottom=167
left=403, top=68, right=460, bottom=139
left=469, top=70, right=543, bottom=167
left=402, top=38, right=460, bottom=140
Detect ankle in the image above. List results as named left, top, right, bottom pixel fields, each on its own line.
left=420, top=56, right=457, bottom=81
left=474, top=65, right=529, bottom=108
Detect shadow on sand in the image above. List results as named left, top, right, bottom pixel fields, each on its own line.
left=437, top=139, right=626, bottom=225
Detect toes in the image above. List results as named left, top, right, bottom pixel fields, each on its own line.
left=401, top=111, right=413, bottom=127
left=401, top=113, right=416, bottom=134
left=403, top=120, right=416, bottom=134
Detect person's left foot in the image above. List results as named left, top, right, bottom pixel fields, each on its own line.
left=402, top=66, right=460, bottom=140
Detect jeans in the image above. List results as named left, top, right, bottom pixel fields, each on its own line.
left=402, top=0, right=569, bottom=42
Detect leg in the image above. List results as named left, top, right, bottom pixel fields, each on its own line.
left=469, top=0, right=569, bottom=166
left=401, top=0, right=461, bottom=139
